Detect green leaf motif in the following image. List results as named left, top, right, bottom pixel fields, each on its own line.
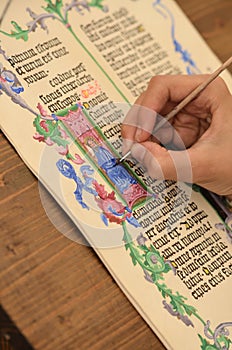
left=217, top=335, right=231, bottom=349
left=163, top=263, right=172, bottom=274
left=138, top=245, right=150, bottom=253
left=11, top=21, right=29, bottom=40
left=124, top=242, right=130, bottom=251
left=50, top=128, right=69, bottom=147
left=33, top=116, right=69, bottom=147
left=88, top=0, right=104, bottom=9
left=151, top=271, right=164, bottom=283
left=0, top=21, right=29, bottom=41
left=184, top=303, right=197, bottom=316
left=43, top=0, right=63, bottom=15
left=198, top=335, right=218, bottom=350
left=33, top=116, right=56, bottom=137
left=130, top=252, right=137, bottom=266
left=56, top=104, right=78, bottom=116
left=157, top=283, right=172, bottom=296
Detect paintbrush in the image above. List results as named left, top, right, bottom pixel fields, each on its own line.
left=117, top=55, right=232, bottom=164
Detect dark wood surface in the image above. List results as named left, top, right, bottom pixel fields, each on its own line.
left=0, top=1, right=232, bottom=349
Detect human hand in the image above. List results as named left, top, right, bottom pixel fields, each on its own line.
left=121, top=75, right=232, bottom=196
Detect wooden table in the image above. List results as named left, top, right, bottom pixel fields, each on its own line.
left=0, top=1, right=232, bottom=349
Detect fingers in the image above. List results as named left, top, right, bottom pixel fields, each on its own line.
left=130, top=142, right=194, bottom=184
left=130, top=139, right=213, bottom=190
left=122, top=75, right=231, bottom=155
left=129, top=74, right=213, bottom=116
left=121, top=74, right=232, bottom=196
left=121, top=103, right=157, bottom=154
left=121, top=75, right=210, bottom=153
left=121, top=94, right=144, bottom=151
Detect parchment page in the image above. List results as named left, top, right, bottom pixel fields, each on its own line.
left=0, top=1, right=232, bottom=349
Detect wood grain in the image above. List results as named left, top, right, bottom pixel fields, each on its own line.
left=0, top=1, right=232, bottom=349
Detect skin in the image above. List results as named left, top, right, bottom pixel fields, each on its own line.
left=121, top=75, right=232, bottom=198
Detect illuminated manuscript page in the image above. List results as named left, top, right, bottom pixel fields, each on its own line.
left=0, top=1, right=232, bottom=349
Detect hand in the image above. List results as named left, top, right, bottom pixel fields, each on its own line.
left=121, top=75, right=232, bottom=196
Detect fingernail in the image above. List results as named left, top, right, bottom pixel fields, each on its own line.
left=131, top=143, right=147, bottom=163
left=135, top=128, right=142, bottom=142
left=122, top=139, right=134, bottom=155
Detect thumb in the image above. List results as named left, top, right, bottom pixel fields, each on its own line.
left=131, top=142, right=195, bottom=184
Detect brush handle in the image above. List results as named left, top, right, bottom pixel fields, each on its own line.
left=165, top=56, right=232, bottom=121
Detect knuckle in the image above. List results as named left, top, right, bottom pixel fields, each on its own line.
left=148, top=75, right=163, bottom=88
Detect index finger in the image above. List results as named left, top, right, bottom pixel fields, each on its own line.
left=121, top=98, right=158, bottom=154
